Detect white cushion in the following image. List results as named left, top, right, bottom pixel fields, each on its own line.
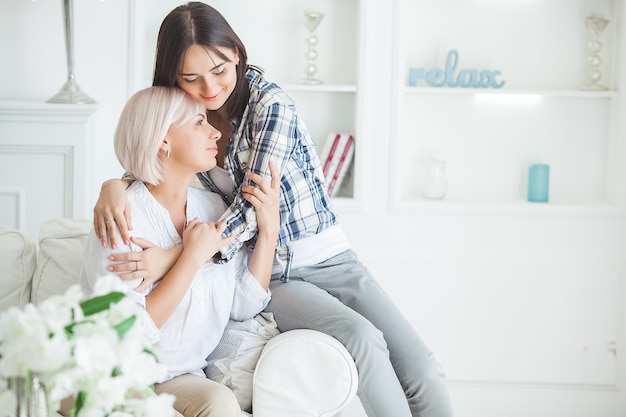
left=0, top=226, right=37, bottom=311
left=205, top=312, right=280, bottom=412
left=252, top=329, right=358, bottom=417
left=31, top=218, right=91, bottom=305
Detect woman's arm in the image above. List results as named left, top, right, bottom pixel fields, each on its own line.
left=144, top=218, right=235, bottom=328
left=80, top=226, right=141, bottom=294
left=95, top=178, right=182, bottom=290
left=229, top=162, right=279, bottom=320
left=205, top=101, right=297, bottom=262
left=94, top=178, right=133, bottom=248
left=241, top=162, right=281, bottom=291
left=108, top=238, right=182, bottom=292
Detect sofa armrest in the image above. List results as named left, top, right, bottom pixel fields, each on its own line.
left=0, top=227, right=37, bottom=311
left=252, top=329, right=358, bottom=417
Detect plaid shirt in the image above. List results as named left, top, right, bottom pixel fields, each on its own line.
left=197, top=68, right=338, bottom=280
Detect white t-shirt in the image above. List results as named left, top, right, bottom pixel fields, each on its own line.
left=80, top=181, right=271, bottom=381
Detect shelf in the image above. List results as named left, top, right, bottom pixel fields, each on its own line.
left=283, top=84, right=357, bottom=93
left=403, top=87, right=619, bottom=98
left=391, top=199, right=624, bottom=219
left=0, top=100, right=99, bottom=119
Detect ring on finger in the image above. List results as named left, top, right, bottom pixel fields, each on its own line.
left=134, top=260, right=139, bottom=271
left=105, top=217, right=114, bottom=224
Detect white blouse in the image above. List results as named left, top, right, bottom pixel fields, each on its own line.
left=80, top=181, right=271, bottom=381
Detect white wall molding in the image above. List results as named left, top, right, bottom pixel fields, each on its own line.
left=0, top=101, right=96, bottom=238
left=0, top=144, right=74, bottom=216
left=0, top=187, right=26, bottom=230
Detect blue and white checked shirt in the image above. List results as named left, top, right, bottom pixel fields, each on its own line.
left=197, top=68, right=338, bottom=280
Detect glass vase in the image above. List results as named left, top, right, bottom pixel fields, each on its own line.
left=8, top=375, right=49, bottom=417
left=422, top=158, right=447, bottom=200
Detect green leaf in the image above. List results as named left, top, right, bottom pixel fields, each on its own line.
left=114, top=315, right=136, bottom=339
left=144, top=347, right=158, bottom=360
left=72, top=391, right=86, bottom=417
left=80, top=292, right=125, bottom=316
left=111, top=366, right=122, bottom=377
left=64, top=323, right=76, bottom=338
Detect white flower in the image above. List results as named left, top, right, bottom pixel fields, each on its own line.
left=92, top=274, right=128, bottom=296
left=109, top=412, right=134, bottom=417
left=0, top=278, right=175, bottom=417
left=0, top=304, right=71, bottom=376
left=121, top=349, right=167, bottom=387
left=81, top=376, right=129, bottom=412
left=38, top=285, right=84, bottom=329
left=124, top=392, right=176, bottom=417
left=47, top=367, right=83, bottom=403
left=73, top=325, right=119, bottom=374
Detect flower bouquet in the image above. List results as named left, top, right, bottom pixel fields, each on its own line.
left=0, top=276, right=175, bottom=417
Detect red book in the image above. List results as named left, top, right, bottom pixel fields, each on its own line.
left=327, top=134, right=355, bottom=197
left=321, top=133, right=342, bottom=179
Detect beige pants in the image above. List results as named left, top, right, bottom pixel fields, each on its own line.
left=58, top=373, right=240, bottom=417
left=155, top=373, right=241, bottom=417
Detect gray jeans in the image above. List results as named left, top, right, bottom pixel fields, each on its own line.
left=265, top=249, right=453, bottom=417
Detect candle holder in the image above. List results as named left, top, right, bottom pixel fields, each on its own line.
left=47, top=0, right=96, bottom=104
left=581, top=14, right=609, bottom=91
left=299, top=11, right=324, bottom=85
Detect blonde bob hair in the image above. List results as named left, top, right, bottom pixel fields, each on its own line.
left=114, top=86, right=206, bottom=185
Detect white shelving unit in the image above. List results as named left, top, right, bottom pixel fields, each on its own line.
left=389, top=0, right=625, bottom=215
left=378, top=2, right=626, bottom=416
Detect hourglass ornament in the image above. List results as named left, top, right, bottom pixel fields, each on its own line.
left=299, top=11, right=324, bottom=85
left=582, top=14, right=609, bottom=91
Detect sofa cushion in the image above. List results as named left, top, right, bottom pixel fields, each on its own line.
left=31, top=218, right=91, bottom=305
left=0, top=226, right=37, bottom=311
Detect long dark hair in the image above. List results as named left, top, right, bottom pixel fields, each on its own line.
left=153, top=2, right=250, bottom=119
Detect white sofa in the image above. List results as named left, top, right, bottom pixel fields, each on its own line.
left=0, top=218, right=366, bottom=417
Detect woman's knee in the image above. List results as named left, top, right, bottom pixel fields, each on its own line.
left=194, top=383, right=240, bottom=417
left=168, top=379, right=239, bottom=417
left=340, top=317, right=389, bottom=361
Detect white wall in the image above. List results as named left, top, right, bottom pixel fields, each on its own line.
left=0, top=0, right=130, bottom=208
left=2, top=1, right=626, bottom=416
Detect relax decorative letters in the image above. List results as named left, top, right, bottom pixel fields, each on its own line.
left=409, top=49, right=505, bottom=89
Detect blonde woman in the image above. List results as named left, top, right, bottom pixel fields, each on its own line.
left=80, top=86, right=280, bottom=417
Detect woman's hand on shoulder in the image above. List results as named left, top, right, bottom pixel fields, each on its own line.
left=94, top=178, right=133, bottom=248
